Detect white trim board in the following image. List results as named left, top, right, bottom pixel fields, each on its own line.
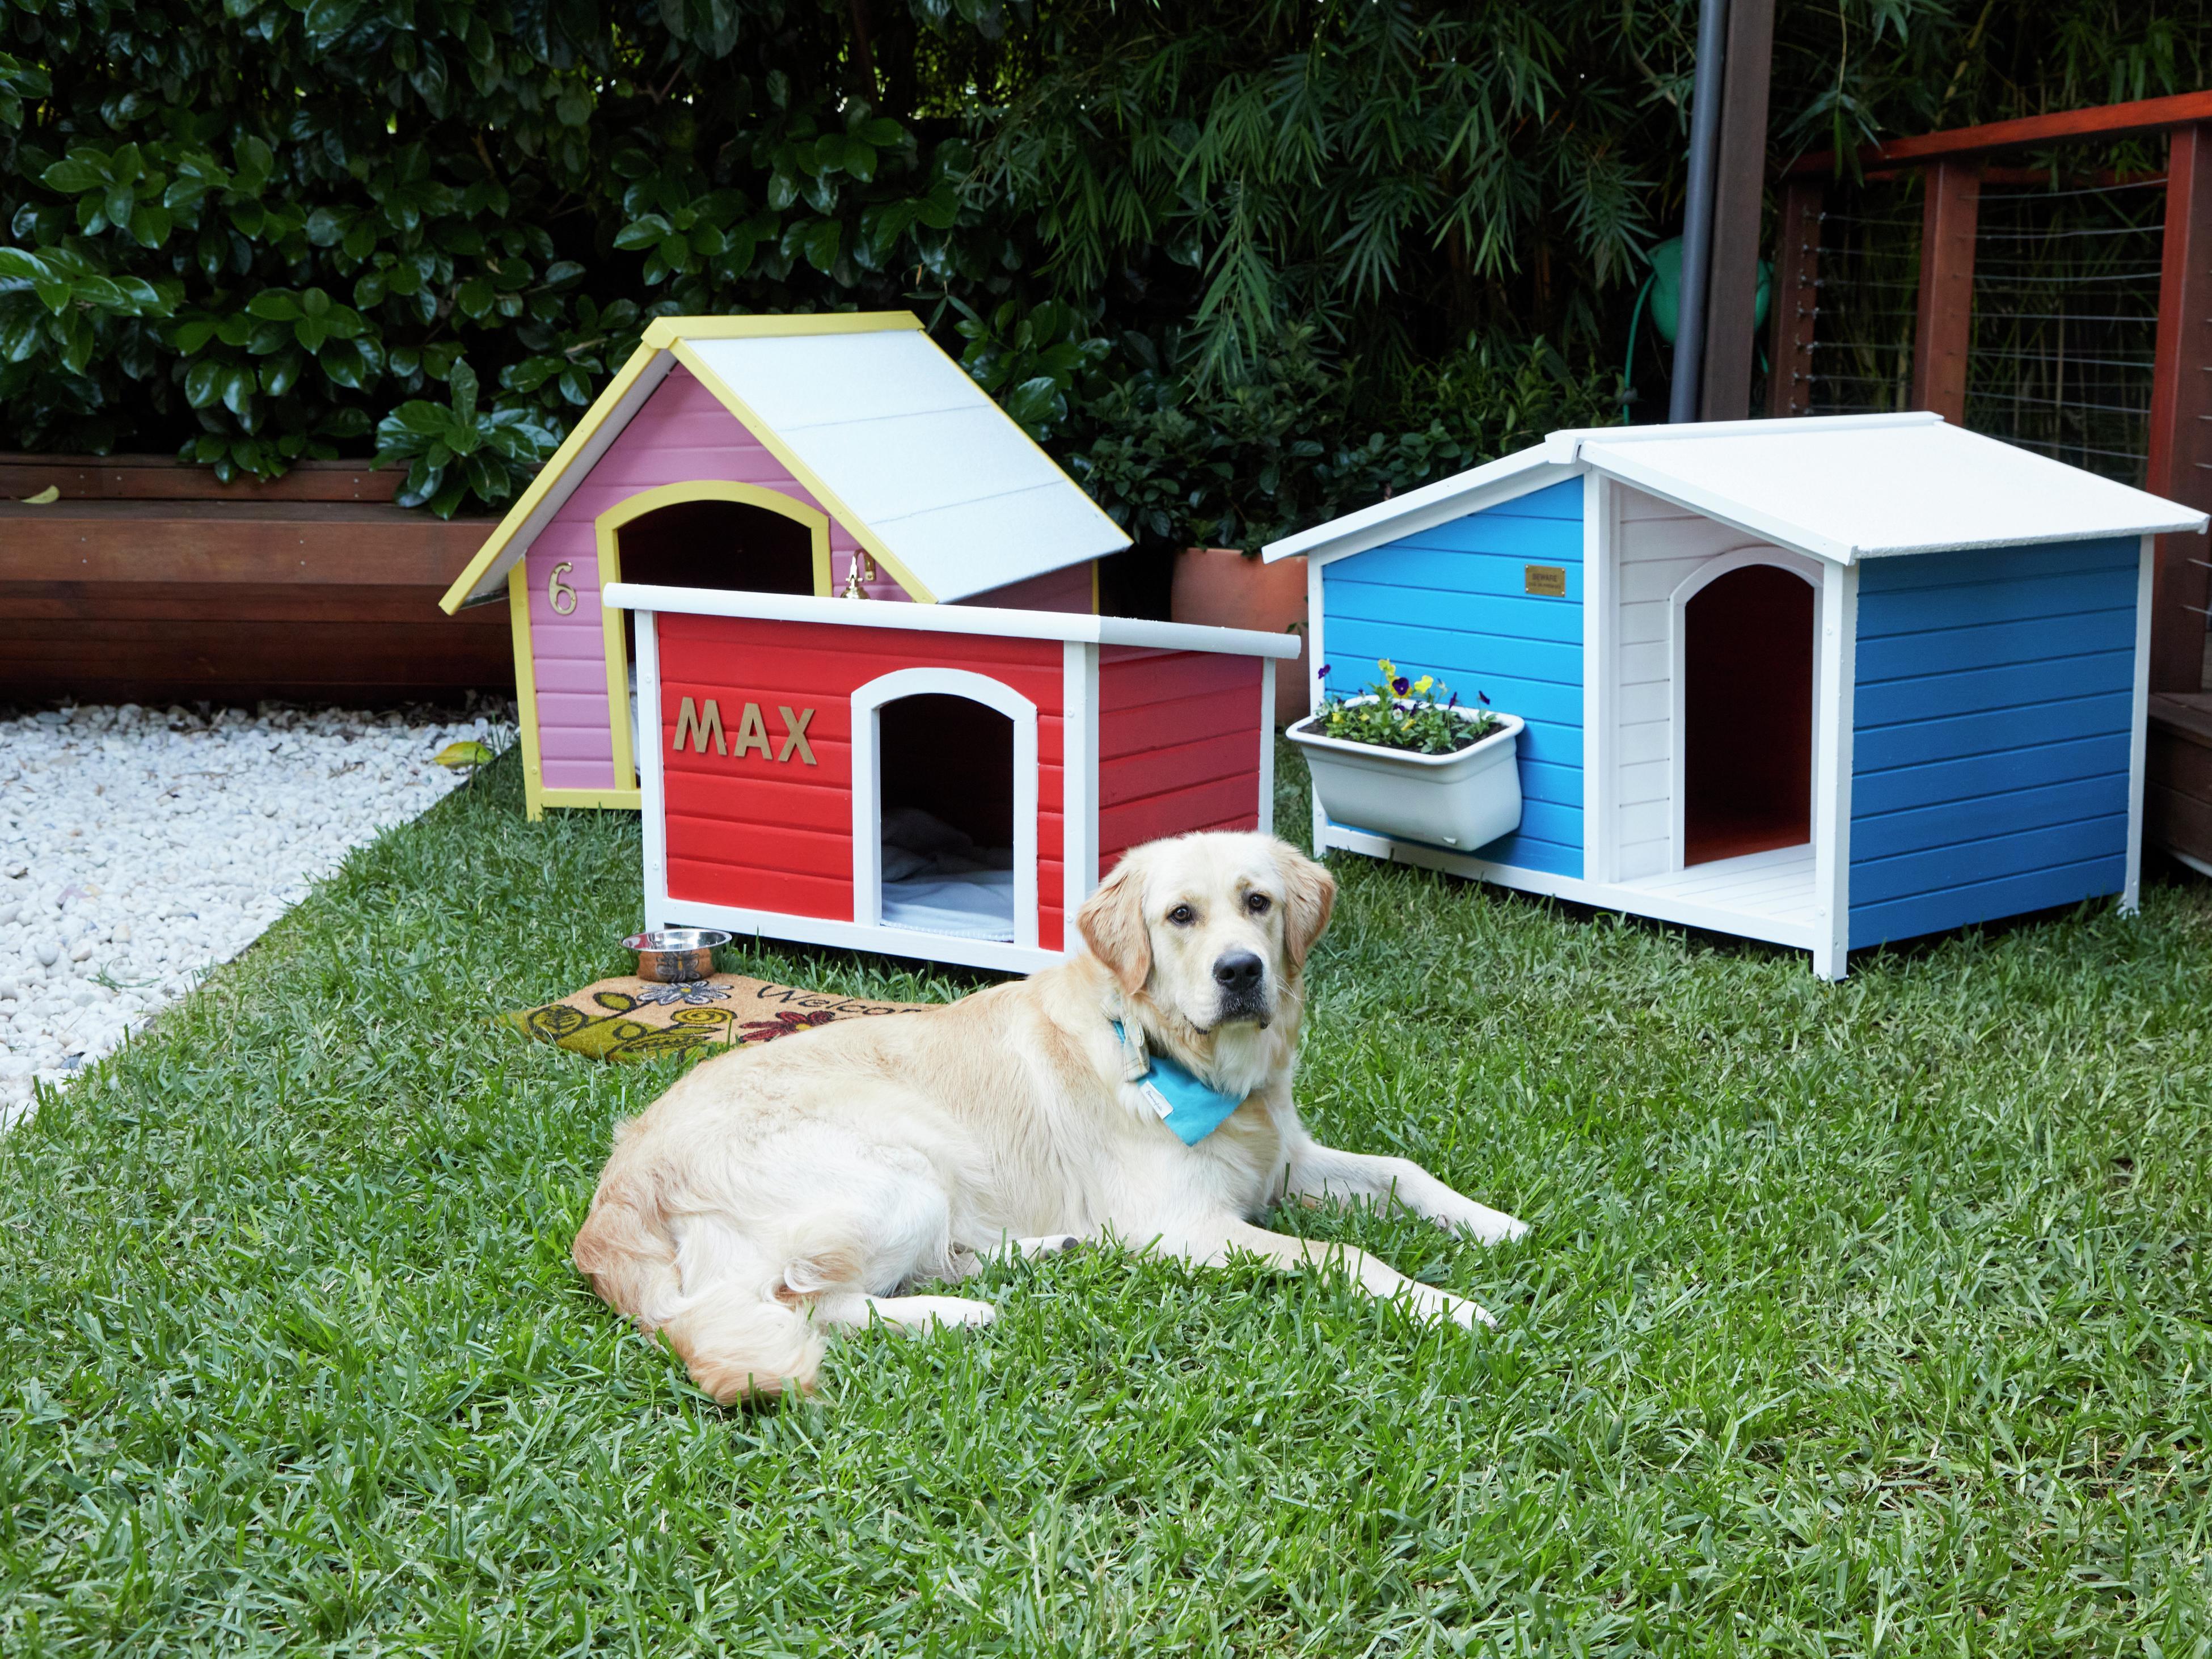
left=1317, top=822, right=1825, bottom=957
left=635, top=610, right=669, bottom=901
left=1582, top=474, right=1617, bottom=885
left=1813, top=560, right=1859, bottom=978
left=604, top=584, right=1302, bottom=658
left=2122, top=533, right=2155, bottom=914
left=640, top=896, right=1060, bottom=976
left=849, top=666, right=1040, bottom=952
left=1263, top=459, right=1580, bottom=567
left=1062, top=641, right=1100, bottom=930
left=1258, top=658, right=1277, bottom=837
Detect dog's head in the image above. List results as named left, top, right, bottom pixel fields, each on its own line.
left=1077, top=832, right=1336, bottom=1039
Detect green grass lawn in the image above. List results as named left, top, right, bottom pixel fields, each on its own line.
left=4, top=744, right=2209, bottom=1656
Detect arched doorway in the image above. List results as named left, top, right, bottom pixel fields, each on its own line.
left=851, top=669, right=1039, bottom=949
left=597, top=483, right=833, bottom=788
left=1681, top=562, right=1815, bottom=866
left=610, top=496, right=818, bottom=596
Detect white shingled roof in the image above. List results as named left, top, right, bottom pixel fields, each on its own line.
left=1265, top=412, right=2207, bottom=567
left=440, top=314, right=1128, bottom=611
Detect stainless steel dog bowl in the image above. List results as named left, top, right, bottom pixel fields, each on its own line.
left=623, top=928, right=731, bottom=983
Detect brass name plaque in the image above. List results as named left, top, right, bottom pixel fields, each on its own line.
left=1524, top=564, right=1568, bottom=597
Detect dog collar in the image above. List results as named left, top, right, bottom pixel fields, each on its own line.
left=1111, top=1020, right=1245, bottom=1146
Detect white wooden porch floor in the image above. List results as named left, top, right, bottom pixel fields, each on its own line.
left=1616, top=843, right=1819, bottom=930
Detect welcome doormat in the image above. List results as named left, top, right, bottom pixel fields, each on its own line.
left=509, top=974, right=934, bottom=1063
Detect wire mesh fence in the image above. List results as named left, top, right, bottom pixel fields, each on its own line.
left=1804, top=184, right=1922, bottom=419
left=1966, top=176, right=2164, bottom=483
left=1802, top=168, right=2166, bottom=487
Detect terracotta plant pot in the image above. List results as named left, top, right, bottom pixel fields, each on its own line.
left=1170, top=547, right=1309, bottom=725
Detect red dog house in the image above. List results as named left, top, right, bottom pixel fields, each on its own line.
left=604, top=584, right=1302, bottom=973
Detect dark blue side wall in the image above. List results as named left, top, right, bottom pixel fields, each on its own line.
left=1848, top=538, right=2139, bottom=948
left=1320, top=476, right=1585, bottom=876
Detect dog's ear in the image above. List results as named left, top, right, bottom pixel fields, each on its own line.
left=1078, top=854, right=1151, bottom=994
left=1276, top=842, right=1337, bottom=970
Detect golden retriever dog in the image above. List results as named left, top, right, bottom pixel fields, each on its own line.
left=572, top=831, right=1527, bottom=1402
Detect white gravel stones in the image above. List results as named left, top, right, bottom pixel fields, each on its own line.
left=0, top=700, right=508, bottom=1129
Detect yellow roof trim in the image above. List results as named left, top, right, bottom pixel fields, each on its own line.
left=640, top=311, right=925, bottom=349
left=665, top=337, right=940, bottom=603
left=436, top=339, right=666, bottom=614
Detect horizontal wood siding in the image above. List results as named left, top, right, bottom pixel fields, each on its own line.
left=1319, top=476, right=1584, bottom=875
left=528, top=366, right=879, bottom=791
left=2146, top=695, right=2212, bottom=867
left=0, top=496, right=508, bottom=703
left=1097, top=648, right=1264, bottom=874
left=0, top=453, right=405, bottom=501
left=655, top=615, right=1066, bottom=947
left=960, top=561, right=1094, bottom=613
left=1848, top=538, right=2139, bottom=947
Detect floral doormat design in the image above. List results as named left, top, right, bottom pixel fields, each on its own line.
left=508, top=973, right=934, bottom=1063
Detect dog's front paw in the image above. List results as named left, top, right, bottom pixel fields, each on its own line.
left=1404, top=1284, right=1497, bottom=1329
left=1434, top=1200, right=1529, bottom=1247
left=1007, top=1234, right=1086, bottom=1258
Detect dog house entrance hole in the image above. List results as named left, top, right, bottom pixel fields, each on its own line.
left=876, top=695, right=1017, bottom=941
left=615, top=497, right=816, bottom=761
left=616, top=498, right=814, bottom=595
left=1682, top=564, right=1814, bottom=866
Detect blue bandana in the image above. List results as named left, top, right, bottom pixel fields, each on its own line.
left=1112, top=1020, right=1247, bottom=1146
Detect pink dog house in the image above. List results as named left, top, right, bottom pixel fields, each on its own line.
left=437, top=313, right=1131, bottom=818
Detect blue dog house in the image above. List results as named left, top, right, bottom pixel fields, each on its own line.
left=1265, top=413, right=2208, bottom=978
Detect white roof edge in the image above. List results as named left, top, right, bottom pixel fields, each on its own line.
left=1563, top=410, right=1944, bottom=455
left=1260, top=413, right=1948, bottom=568
left=603, top=583, right=1305, bottom=657
left=1586, top=432, right=2207, bottom=559
left=1259, top=411, right=2204, bottom=576
left=1852, top=517, right=2207, bottom=554
left=1261, top=448, right=1566, bottom=564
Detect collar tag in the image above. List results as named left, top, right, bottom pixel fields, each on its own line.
left=1113, top=1021, right=1244, bottom=1146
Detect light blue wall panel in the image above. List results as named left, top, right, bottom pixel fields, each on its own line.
left=1321, top=476, right=1585, bottom=876
left=1849, top=538, right=2138, bottom=949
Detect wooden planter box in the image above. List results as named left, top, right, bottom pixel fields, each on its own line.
left=0, top=454, right=510, bottom=706
left=2147, top=693, right=2212, bottom=878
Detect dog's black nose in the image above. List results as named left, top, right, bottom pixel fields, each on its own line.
left=1213, top=951, right=1265, bottom=992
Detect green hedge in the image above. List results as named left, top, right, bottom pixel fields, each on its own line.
left=1, top=0, right=1016, bottom=515
left=5, top=0, right=2207, bottom=548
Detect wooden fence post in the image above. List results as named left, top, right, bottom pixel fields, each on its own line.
left=2146, top=121, right=2212, bottom=693
left=1910, top=158, right=1981, bottom=420
left=1766, top=180, right=1821, bottom=416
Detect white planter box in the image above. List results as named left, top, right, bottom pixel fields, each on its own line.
left=1286, top=703, right=1524, bottom=851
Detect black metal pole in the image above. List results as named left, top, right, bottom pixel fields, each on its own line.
left=1671, top=0, right=1730, bottom=422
